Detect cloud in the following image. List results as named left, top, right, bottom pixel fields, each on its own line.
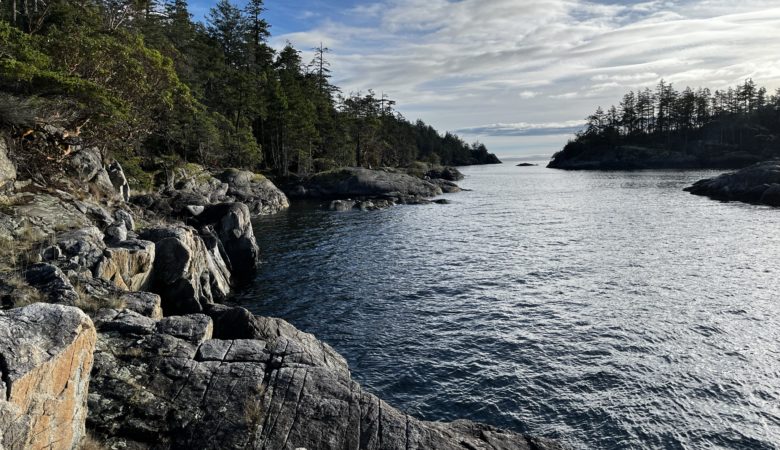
left=456, top=121, right=585, bottom=137
left=518, top=91, right=540, bottom=99
left=272, top=0, right=780, bottom=155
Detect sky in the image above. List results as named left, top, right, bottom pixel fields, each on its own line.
left=190, top=0, right=780, bottom=159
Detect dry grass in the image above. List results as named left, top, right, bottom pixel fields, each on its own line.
left=0, top=230, right=44, bottom=274
left=0, top=271, right=45, bottom=308
left=80, top=432, right=108, bottom=450
left=244, top=395, right=265, bottom=428
left=72, top=281, right=127, bottom=314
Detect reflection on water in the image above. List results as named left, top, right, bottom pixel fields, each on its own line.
left=235, top=163, right=780, bottom=449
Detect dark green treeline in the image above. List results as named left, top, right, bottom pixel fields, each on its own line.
left=559, top=79, right=780, bottom=159
left=0, top=0, right=498, bottom=176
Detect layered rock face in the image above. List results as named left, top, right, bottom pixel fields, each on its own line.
left=89, top=305, right=562, bottom=450
left=0, top=304, right=96, bottom=450
left=94, top=239, right=156, bottom=291
left=685, top=161, right=780, bottom=206
left=139, top=226, right=231, bottom=315
left=192, top=203, right=259, bottom=279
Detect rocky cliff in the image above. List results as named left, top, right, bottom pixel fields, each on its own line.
left=0, top=303, right=96, bottom=450
left=0, top=124, right=562, bottom=449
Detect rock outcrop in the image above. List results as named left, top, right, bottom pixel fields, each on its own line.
left=217, top=169, right=290, bottom=215
left=0, top=303, right=96, bottom=450
left=0, top=124, right=560, bottom=450
left=139, top=226, right=231, bottom=315
left=93, top=239, right=156, bottom=291
left=280, top=166, right=467, bottom=211
left=193, top=203, right=258, bottom=279
left=107, top=161, right=130, bottom=202
left=425, top=166, right=464, bottom=181
left=88, top=305, right=562, bottom=450
left=289, top=167, right=443, bottom=200
left=138, top=164, right=290, bottom=219
left=50, top=227, right=106, bottom=271
left=685, top=161, right=780, bottom=206
left=66, top=147, right=117, bottom=199
left=0, top=135, right=16, bottom=190
left=24, top=263, right=79, bottom=305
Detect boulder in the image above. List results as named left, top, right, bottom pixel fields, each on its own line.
left=173, top=164, right=229, bottom=203
left=139, top=226, right=230, bottom=315
left=0, top=136, right=16, bottom=190
left=107, top=161, right=130, bottom=202
left=97, top=309, right=156, bottom=335
left=54, top=226, right=106, bottom=271
left=425, top=166, right=464, bottom=181
left=103, top=221, right=127, bottom=245
left=88, top=306, right=562, bottom=450
left=156, top=314, right=213, bottom=345
left=93, top=239, right=155, bottom=291
left=24, top=263, right=79, bottom=305
left=0, top=303, right=96, bottom=450
left=685, top=161, right=780, bottom=206
left=217, top=169, right=290, bottom=215
left=194, top=203, right=259, bottom=279
left=113, top=209, right=135, bottom=231
left=121, top=291, right=163, bottom=320
left=357, top=199, right=376, bottom=211
left=73, top=200, right=114, bottom=229
left=66, top=148, right=116, bottom=198
left=330, top=199, right=356, bottom=211
left=432, top=179, right=462, bottom=193
left=760, top=184, right=780, bottom=206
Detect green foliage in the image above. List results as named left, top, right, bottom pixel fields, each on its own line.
left=0, top=0, right=498, bottom=176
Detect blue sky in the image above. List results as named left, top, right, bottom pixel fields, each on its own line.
left=190, top=1, right=780, bottom=158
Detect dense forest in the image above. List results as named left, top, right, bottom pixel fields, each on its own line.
left=550, top=79, right=780, bottom=169
left=0, top=0, right=498, bottom=179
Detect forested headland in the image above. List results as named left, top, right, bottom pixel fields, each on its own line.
left=549, top=79, right=780, bottom=170
left=0, top=0, right=499, bottom=188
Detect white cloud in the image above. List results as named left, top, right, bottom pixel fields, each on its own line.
left=456, top=120, right=586, bottom=137
left=274, top=1, right=780, bottom=155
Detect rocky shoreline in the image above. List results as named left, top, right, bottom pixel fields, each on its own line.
left=547, top=145, right=765, bottom=171
left=0, top=126, right=562, bottom=449
left=279, top=165, right=464, bottom=211
left=685, top=161, right=780, bottom=206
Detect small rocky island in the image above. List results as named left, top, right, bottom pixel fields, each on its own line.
left=685, top=161, right=780, bottom=206
left=548, top=80, right=780, bottom=171
left=282, top=165, right=464, bottom=211
left=0, top=125, right=561, bottom=449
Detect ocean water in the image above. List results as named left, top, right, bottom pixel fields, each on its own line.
left=235, top=162, right=780, bottom=449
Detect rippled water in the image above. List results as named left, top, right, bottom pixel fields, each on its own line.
left=236, top=162, right=780, bottom=449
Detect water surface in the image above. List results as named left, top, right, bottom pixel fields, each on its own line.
left=236, top=163, right=780, bottom=449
